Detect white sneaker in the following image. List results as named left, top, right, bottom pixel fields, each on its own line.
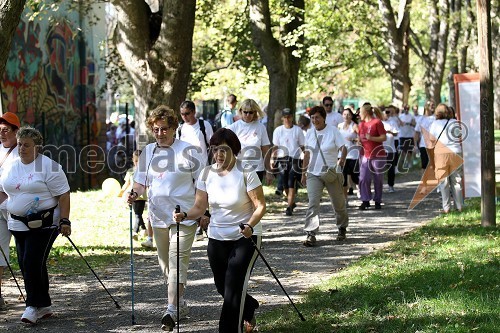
left=141, top=239, right=154, bottom=248
left=161, top=303, right=189, bottom=331
left=37, top=306, right=53, bottom=319
left=21, top=306, right=38, bottom=324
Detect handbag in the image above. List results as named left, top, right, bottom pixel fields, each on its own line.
left=314, top=130, right=340, bottom=183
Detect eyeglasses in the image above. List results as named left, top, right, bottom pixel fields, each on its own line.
left=181, top=112, right=192, bottom=116
left=0, top=128, right=12, bottom=134
left=152, top=127, right=169, bottom=134
left=210, top=145, right=231, bottom=153
left=242, top=111, right=255, bottom=115
left=323, top=103, right=333, bottom=107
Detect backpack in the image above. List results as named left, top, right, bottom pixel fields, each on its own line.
left=214, top=109, right=233, bottom=131
left=177, top=119, right=212, bottom=163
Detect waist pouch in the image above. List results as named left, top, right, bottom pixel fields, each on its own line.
left=11, top=206, right=57, bottom=230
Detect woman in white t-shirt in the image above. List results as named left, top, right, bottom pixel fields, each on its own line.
left=0, top=126, right=71, bottom=324
left=228, top=99, right=272, bottom=184
left=429, top=103, right=463, bottom=213
left=127, top=105, right=202, bottom=331
left=301, top=106, right=349, bottom=246
left=338, top=108, right=360, bottom=200
left=174, top=128, right=266, bottom=333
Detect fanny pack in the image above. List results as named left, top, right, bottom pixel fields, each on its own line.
left=11, top=206, right=57, bottom=230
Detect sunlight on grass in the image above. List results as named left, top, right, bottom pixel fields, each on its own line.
left=259, top=198, right=500, bottom=332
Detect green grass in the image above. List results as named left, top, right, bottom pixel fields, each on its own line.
left=495, top=130, right=500, bottom=143
left=259, top=198, right=499, bottom=332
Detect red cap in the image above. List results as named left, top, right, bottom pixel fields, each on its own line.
left=0, top=112, right=21, bottom=129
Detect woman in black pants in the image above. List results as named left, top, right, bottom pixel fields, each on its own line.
left=174, top=128, right=266, bottom=332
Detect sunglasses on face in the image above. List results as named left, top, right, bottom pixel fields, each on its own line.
left=181, top=112, right=192, bottom=116
left=152, top=127, right=169, bottom=134
left=324, top=103, right=333, bottom=107
left=242, top=111, right=255, bottom=115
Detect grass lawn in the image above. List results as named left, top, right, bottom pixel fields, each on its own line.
left=495, top=130, right=500, bottom=144
left=259, top=198, right=499, bottom=332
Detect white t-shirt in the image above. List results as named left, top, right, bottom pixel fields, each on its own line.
left=326, top=112, right=344, bottom=128
left=272, top=125, right=305, bottom=159
left=388, top=116, right=401, bottom=139
left=415, top=115, right=435, bottom=148
left=134, top=140, right=201, bottom=228
left=399, top=113, right=415, bottom=138
left=228, top=120, right=271, bottom=172
left=382, top=121, right=397, bottom=153
left=337, top=122, right=360, bottom=160
left=305, top=125, right=348, bottom=176
left=429, top=118, right=462, bottom=154
left=176, top=119, right=213, bottom=165
left=0, top=145, right=19, bottom=210
left=0, top=154, right=70, bottom=231
left=196, top=163, right=262, bottom=241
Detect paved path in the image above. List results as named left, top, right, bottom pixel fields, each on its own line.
left=0, top=170, right=442, bottom=332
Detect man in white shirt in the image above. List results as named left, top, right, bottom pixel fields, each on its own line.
left=176, top=100, right=213, bottom=241
left=399, top=104, right=416, bottom=169
left=0, top=112, right=20, bottom=310
left=323, top=96, right=343, bottom=128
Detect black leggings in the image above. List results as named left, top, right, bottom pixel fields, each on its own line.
left=207, top=236, right=261, bottom=332
left=133, top=200, right=146, bottom=233
left=11, top=228, right=59, bottom=307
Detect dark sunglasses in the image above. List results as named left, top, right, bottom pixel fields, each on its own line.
left=324, top=103, right=333, bottom=107
left=242, top=111, right=255, bottom=115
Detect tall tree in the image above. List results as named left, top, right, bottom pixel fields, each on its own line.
left=492, top=0, right=499, bottom=128
left=110, top=0, right=196, bottom=138
left=0, top=0, right=26, bottom=79
left=248, top=0, right=305, bottom=134
left=410, top=0, right=450, bottom=105
left=447, top=0, right=462, bottom=109
left=367, top=0, right=412, bottom=107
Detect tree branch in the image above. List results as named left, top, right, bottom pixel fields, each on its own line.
left=366, top=37, right=392, bottom=76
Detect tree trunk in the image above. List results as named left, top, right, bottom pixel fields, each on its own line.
left=375, top=0, right=412, bottom=107
left=447, top=0, right=462, bottom=110
left=111, top=0, right=196, bottom=141
left=248, top=0, right=303, bottom=138
left=0, top=0, right=26, bottom=79
left=492, top=0, right=499, bottom=129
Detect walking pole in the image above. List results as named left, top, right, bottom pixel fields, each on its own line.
left=65, top=236, right=121, bottom=309
left=239, top=224, right=306, bottom=321
left=129, top=190, right=136, bottom=324
left=175, top=205, right=181, bottom=333
left=0, top=245, right=25, bottom=302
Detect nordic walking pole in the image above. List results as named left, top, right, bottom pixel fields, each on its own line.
left=175, top=205, right=181, bottom=333
left=65, top=235, right=121, bottom=309
left=129, top=190, right=136, bottom=324
left=239, top=224, right=306, bottom=321
left=0, top=245, right=25, bottom=302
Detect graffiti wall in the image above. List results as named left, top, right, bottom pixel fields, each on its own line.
left=1, top=3, right=107, bottom=189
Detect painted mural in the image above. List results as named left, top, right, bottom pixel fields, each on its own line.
left=1, top=5, right=107, bottom=189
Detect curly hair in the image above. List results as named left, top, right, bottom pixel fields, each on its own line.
left=16, top=126, right=43, bottom=146
left=146, top=105, right=178, bottom=130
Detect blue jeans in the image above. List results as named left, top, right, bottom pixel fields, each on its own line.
left=11, top=227, right=59, bottom=308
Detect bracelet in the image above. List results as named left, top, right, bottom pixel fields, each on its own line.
left=244, top=223, right=254, bottom=234
left=181, top=212, right=187, bottom=221
left=59, top=218, right=71, bottom=227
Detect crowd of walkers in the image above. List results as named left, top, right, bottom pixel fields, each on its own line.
left=0, top=96, right=464, bottom=332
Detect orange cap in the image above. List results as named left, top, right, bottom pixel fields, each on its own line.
left=0, top=112, right=21, bottom=129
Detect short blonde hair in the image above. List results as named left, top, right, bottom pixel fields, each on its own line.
left=146, top=105, right=178, bottom=130
left=237, top=99, right=265, bottom=121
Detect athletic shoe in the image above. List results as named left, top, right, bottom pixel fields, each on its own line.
left=375, top=202, right=382, bottom=209
left=285, top=207, right=293, bottom=216
left=132, top=232, right=139, bottom=241
left=195, top=227, right=204, bottom=241
left=359, top=201, right=370, bottom=210
left=348, top=187, right=354, bottom=195
left=161, top=303, right=189, bottom=331
left=302, top=233, right=316, bottom=247
left=141, top=239, right=154, bottom=248
left=0, top=296, right=6, bottom=311
left=37, top=306, right=53, bottom=319
left=21, top=306, right=38, bottom=324
left=388, top=186, right=395, bottom=193
left=336, top=227, right=347, bottom=241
